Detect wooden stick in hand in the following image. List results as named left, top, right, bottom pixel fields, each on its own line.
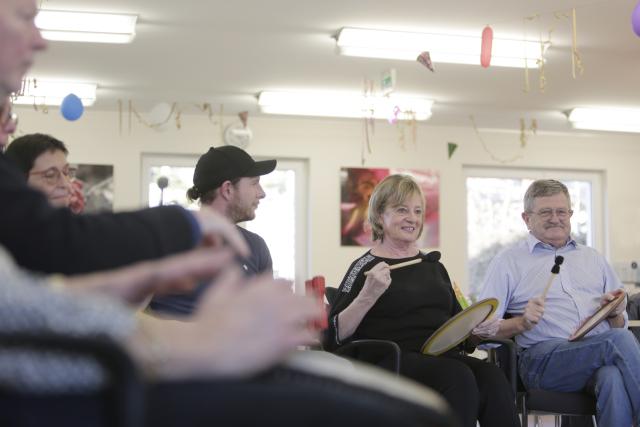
left=541, top=256, right=564, bottom=299
left=364, top=258, right=422, bottom=276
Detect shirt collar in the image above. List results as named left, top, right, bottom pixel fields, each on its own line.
left=526, top=232, right=577, bottom=253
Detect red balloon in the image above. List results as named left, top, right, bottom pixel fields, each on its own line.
left=481, top=26, right=493, bottom=68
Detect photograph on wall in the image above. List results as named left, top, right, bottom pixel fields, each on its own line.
left=340, top=167, right=439, bottom=248
left=72, top=163, right=114, bottom=213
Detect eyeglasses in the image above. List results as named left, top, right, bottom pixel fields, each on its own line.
left=529, top=208, right=573, bottom=219
left=29, top=166, right=77, bottom=185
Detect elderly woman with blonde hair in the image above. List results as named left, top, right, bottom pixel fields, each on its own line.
left=326, top=174, right=519, bottom=427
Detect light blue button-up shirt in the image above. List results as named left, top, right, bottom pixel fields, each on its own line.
left=479, top=233, right=626, bottom=348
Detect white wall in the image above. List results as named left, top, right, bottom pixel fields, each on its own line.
left=13, top=107, right=640, bottom=291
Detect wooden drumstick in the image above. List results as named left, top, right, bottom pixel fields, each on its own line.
left=541, top=255, right=564, bottom=299
left=364, top=258, right=422, bottom=276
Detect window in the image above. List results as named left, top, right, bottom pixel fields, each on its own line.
left=141, top=154, right=308, bottom=291
left=465, top=167, right=603, bottom=299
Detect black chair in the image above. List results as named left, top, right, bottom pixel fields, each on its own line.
left=487, top=338, right=597, bottom=427
left=0, top=332, right=144, bottom=427
left=325, top=285, right=402, bottom=375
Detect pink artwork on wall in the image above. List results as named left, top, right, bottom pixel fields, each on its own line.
left=340, top=167, right=440, bottom=248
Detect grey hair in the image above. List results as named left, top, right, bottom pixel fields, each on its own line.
left=523, top=179, right=571, bottom=212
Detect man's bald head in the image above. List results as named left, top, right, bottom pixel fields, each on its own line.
left=0, top=0, right=47, bottom=97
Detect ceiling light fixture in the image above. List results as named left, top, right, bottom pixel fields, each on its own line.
left=258, top=91, right=433, bottom=120
left=337, top=27, right=543, bottom=68
left=13, top=80, right=97, bottom=106
left=36, top=10, right=137, bottom=44
left=568, top=107, right=640, bottom=133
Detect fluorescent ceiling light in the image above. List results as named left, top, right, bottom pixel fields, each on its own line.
left=36, top=10, right=137, bottom=44
left=13, top=80, right=97, bottom=106
left=568, top=108, right=640, bottom=133
left=337, top=28, right=542, bottom=68
left=258, top=91, right=433, bottom=120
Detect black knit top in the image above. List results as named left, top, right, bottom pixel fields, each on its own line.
left=325, top=251, right=462, bottom=353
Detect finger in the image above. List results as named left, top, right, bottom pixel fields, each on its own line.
left=166, top=247, right=234, bottom=279
left=196, top=210, right=250, bottom=257
left=198, top=266, right=244, bottom=309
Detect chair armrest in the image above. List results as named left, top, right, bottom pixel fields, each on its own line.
left=335, top=339, right=401, bottom=375
left=0, top=332, right=144, bottom=427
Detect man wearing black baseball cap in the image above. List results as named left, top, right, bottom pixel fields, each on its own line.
left=150, top=145, right=277, bottom=315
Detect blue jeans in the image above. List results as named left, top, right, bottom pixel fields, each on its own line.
left=518, top=328, right=640, bottom=427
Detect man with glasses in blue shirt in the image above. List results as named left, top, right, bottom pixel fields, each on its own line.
left=477, top=179, right=640, bottom=427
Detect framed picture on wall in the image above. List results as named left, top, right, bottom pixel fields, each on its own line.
left=340, top=167, right=439, bottom=248
left=72, top=163, right=114, bottom=213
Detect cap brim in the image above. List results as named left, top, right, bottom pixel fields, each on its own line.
left=246, top=159, right=277, bottom=177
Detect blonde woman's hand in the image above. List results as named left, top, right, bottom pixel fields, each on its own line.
left=360, top=262, right=392, bottom=301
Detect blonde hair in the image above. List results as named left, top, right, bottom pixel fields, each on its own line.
left=368, top=174, right=425, bottom=242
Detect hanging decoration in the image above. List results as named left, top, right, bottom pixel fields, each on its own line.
left=447, top=142, right=458, bottom=159
left=380, top=68, right=396, bottom=96
left=519, top=118, right=537, bottom=147
left=60, top=94, right=84, bottom=121
left=146, top=102, right=174, bottom=130
left=394, top=111, right=417, bottom=151
left=632, top=0, right=640, bottom=37
left=417, top=51, right=435, bottom=72
left=537, top=29, right=552, bottom=92
left=388, top=106, right=401, bottom=125
left=480, top=26, right=493, bottom=68
left=361, top=79, right=375, bottom=165
left=521, top=15, right=539, bottom=93
left=570, top=8, right=584, bottom=79
left=470, top=115, right=537, bottom=164
left=238, top=111, right=249, bottom=128
left=116, top=100, right=226, bottom=137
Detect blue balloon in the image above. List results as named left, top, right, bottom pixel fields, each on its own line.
left=60, top=93, right=84, bottom=121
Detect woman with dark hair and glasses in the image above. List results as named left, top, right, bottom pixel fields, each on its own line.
left=4, top=132, right=77, bottom=209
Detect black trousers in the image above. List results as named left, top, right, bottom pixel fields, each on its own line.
left=377, top=351, right=520, bottom=427
left=0, top=366, right=454, bottom=427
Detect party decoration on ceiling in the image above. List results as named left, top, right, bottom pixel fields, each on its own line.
left=519, top=118, right=538, bottom=147
left=381, top=68, right=396, bottom=96
left=60, top=93, right=84, bottom=121
left=146, top=102, right=174, bottom=130
left=570, top=8, right=584, bottom=79
left=469, top=115, right=538, bottom=164
left=224, top=111, right=252, bottom=149
left=447, top=142, right=458, bottom=159
left=238, top=111, right=249, bottom=128
left=393, top=111, right=417, bottom=152
left=361, top=79, right=375, bottom=165
left=388, top=105, right=401, bottom=125
left=116, top=100, right=225, bottom=138
left=480, top=26, right=493, bottom=68
left=632, top=0, right=640, bottom=37
left=417, top=51, right=435, bottom=72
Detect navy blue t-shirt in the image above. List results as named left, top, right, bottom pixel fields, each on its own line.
left=148, top=226, right=273, bottom=316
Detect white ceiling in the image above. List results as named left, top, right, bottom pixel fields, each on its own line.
left=29, top=0, right=640, bottom=132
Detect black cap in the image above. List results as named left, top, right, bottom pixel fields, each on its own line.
left=192, top=146, right=276, bottom=195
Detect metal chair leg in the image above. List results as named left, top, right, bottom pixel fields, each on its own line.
left=554, top=415, right=560, bottom=427
left=520, top=394, right=528, bottom=427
